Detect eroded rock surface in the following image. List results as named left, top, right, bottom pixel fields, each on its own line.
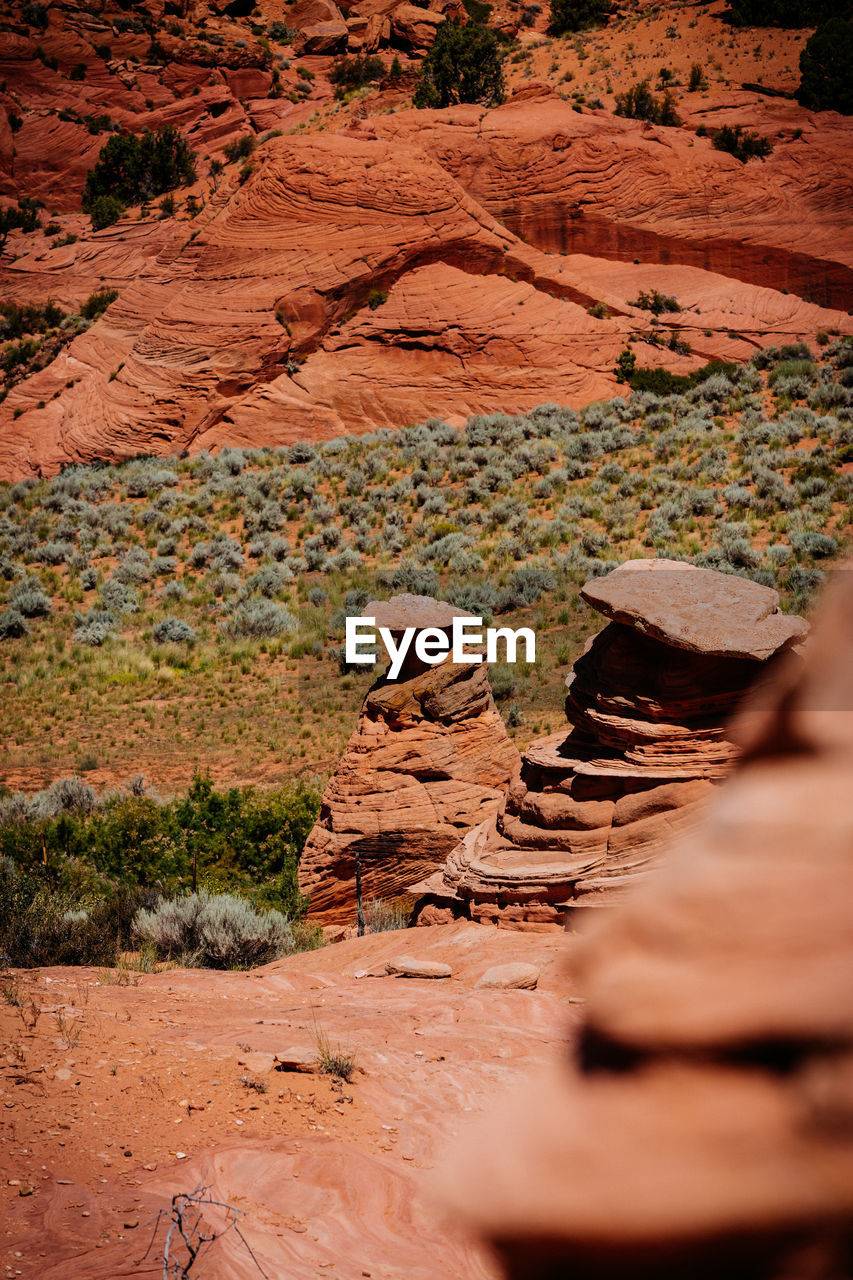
left=298, top=596, right=520, bottom=926
left=414, top=561, right=805, bottom=929
left=442, top=568, right=853, bottom=1280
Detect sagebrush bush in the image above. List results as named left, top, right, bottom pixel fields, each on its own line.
left=153, top=616, right=196, bottom=644
left=133, top=890, right=294, bottom=968
left=220, top=598, right=297, bottom=639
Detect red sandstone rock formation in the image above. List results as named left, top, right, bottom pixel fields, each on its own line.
left=351, top=89, right=853, bottom=310
left=298, top=595, right=520, bottom=927
left=441, top=567, right=853, bottom=1280
left=414, top=561, right=806, bottom=929
left=1, top=124, right=850, bottom=479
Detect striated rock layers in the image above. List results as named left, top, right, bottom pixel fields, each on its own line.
left=414, top=561, right=806, bottom=930
left=2, top=109, right=851, bottom=479
left=442, top=566, right=853, bottom=1280
left=298, top=596, right=520, bottom=926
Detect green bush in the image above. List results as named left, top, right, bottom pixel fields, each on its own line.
left=329, top=54, right=385, bottom=96
left=413, top=20, right=505, bottom=109
left=548, top=0, right=609, bottom=33
left=0, top=199, right=41, bottom=251
left=89, top=194, right=124, bottom=230
left=797, top=18, right=853, bottom=115
left=0, top=857, right=152, bottom=968
left=0, top=773, right=321, bottom=917
left=712, top=124, right=772, bottom=161
left=81, top=287, right=118, bottom=320
left=223, top=134, right=255, bottom=163
left=83, top=125, right=196, bottom=211
left=615, top=80, right=680, bottom=125
left=630, top=289, right=680, bottom=314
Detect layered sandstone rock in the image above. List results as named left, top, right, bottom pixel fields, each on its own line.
left=2, top=112, right=851, bottom=477
left=414, top=561, right=806, bottom=929
left=298, top=596, right=520, bottom=926
left=353, top=89, right=853, bottom=309
left=442, top=568, right=853, bottom=1280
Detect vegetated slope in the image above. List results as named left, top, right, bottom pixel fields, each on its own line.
left=1, top=344, right=850, bottom=793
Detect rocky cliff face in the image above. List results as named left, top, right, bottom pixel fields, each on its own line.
left=414, top=561, right=806, bottom=929
left=298, top=596, right=520, bottom=926
left=1, top=84, right=851, bottom=477
left=440, top=565, right=853, bottom=1280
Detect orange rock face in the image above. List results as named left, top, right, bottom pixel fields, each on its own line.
left=354, top=89, right=853, bottom=310
left=1, top=92, right=852, bottom=477
left=298, top=596, right=520, bottom=927
left=414, top=562, right=806, bottom=929
left=441, top=567, right=853, bottom=1280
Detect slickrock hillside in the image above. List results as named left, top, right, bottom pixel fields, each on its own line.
left=442, top=567, right=853, bottom=1280
left=299, top=595, right=519, bottom=926
left=355, top=89, right=853, bottom=307
left=414, top=561, right=806, bottom=927
left=0, top=0, right=852, bottom=475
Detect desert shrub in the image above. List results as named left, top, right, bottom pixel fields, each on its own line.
left=83, top=126, right=196, bottom=211
left=221, top=598, right=297, bottom=639
left=0, top=858, right=152, bottom=968
left=549, top=0, right=609, bottom=32
left=0, top=608, right=28, bottom=639
left=152, top=617, right=196, bottom=644
left=413, top=19, right=505, bottom=108
left=223, top=134, right=255, bottom=163
left=73, top=608, right=115, bottom=646
left=88, top=193, right=124, bottom=230
left=101, top=578, right=139, bottom=614
left=364, top=897, right=409, bottom=931
left=9, top=577, right=51, bottom=617
left=243, top=562, right=293, bottom=597
left=712, top=124, right=772, bottom=161
left=329, top=53, right=385, bottom=95
left=790, top=529, right=838, bottom=558
left=34, top=539, right=74, bottom=565
left=502, top=562, right=556, bottom=607
left=0, top=199, right=41, bottom=252
left=631, top=289, right=680, bottom=314
left=0, top=774, right=320, bottom=917
left=615, top=80, right=680, bottom=125
left=115, top=547, right=151, bottom=584
left=81, top=288, right=119, bottom=321
left=133, top=890, right=294, bottom=968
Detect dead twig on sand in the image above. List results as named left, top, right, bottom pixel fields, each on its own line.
left=138, top=1184, right=268, bottom=1279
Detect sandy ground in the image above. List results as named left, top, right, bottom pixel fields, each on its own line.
left=0, top=922, right=580, bottom=1280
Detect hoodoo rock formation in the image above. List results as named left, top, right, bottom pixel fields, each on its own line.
left=413, top=561, right=807, bottom=930
left=442, top=567, right=853, bottom=1280
left=298, top=596, right=519, bottom=927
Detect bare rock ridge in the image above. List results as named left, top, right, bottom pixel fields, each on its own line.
left=297, top=595, right=520, bottom=926
left=413, top=561, right=806, bottom=930
left=442, top=566, right=853, bottom=1280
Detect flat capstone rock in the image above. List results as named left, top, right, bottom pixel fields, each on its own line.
left=580, top=559, right=807, bottom=660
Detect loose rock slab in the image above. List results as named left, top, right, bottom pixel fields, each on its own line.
left=476, top=963, right=540, bottom=990
left=386, top=956, right=452, bottom=979
left=273, top=1049, right=321, bottom=1074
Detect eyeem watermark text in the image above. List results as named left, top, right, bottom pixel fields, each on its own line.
left=345, top=616, right=536, bottom=680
